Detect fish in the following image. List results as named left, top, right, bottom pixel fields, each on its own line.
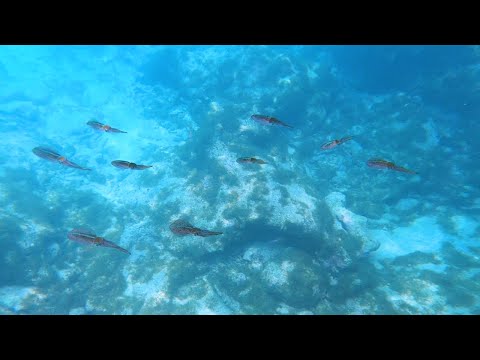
left=321, top=136, right=353, bottom=150
left=251, top=114, right=294, bottom=129
left=358, top=241, right=381, bottom=258
left=67, top=228, right=130, bottom=255
left=169, top=219, right=223, bottom=237
left=236, top=157, right=267, bottom=165
left=367, top=158, right=418, bottom=175
left=111, top=160, right=152, bottom=170
left=87, top=120, right=127, bottom=133
left=32, top=147, right=91, bottom=171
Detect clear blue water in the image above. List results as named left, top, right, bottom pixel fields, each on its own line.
left=0, top=45, right=479, bottom=314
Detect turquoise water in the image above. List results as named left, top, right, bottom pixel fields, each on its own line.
left=0, top=45, right=479, bottom=314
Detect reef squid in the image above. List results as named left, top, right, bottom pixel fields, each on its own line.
left=367, top=159, right=418, bottom=175
left=87, top=120, right=127, bottom=133
left=236, top=157, right=267, bottom=165
left=67, top=228, right=130, bottom=255
left=32, top=147, right=91, bottom=171
left=111, top=160, right=152, bottom=170
left=321, top=136, right=353, bottom=150
left=169, top=219, right=223, bottom=237
left=251, top=114, right=294, bottom=129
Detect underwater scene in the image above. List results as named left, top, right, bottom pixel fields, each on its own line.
left=0, top=45, right=479, bottom=314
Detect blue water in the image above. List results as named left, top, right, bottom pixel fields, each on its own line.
left=1, top=45, right=479, bottom=314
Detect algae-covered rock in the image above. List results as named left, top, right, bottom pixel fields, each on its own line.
left=243, top=244, right=328, bottom=308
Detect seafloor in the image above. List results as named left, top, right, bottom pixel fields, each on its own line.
left=0, top=45, right=479, bottom=314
